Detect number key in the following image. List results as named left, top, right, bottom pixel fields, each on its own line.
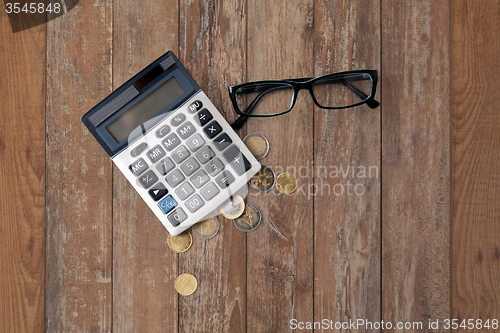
left=180, top=157, right=200, bottom=176
left=171, top=145, right=190, bottom=163
left=185, top=194, right=205, bottom=213
left=175, top=181, right=195, bottom=200
left=165, top=169, right=185, bottom=188
left=196, top=146, right=215, bottom=164
left=205, top=158, right=224, bottom=176
left=186, top=133, right=206, bottom=152
left=191, top=170, right=210, bottom=189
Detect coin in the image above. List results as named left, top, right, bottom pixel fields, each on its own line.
left=175, top=273, right=198, bottom=296
left=220, top=195, right=245, bottom=219
left=192, top=217, right=219, bottom=239
left=243, top=133, right=269, bottom=160
left=249, top=166, right=275, bottom=192
left=167, top=231, right=192, bottom=253
left=233, top=203, right=261, bottom=232
left=276, top=172, right=298, bottom=194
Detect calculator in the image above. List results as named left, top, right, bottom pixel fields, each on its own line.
left=81, top=52, right=261, bottom=236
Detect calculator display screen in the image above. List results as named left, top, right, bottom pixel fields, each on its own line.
left=106, top=77, right=186, bottom=143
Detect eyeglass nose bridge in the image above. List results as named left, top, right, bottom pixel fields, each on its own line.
left=288, top=79, right=322, bottom=111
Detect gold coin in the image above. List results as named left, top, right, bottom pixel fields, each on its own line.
left=192, top=217, right=219, bottom=239
left=243, top=133, right=269, bottom=160
left=167, top=231, right=192, bottom=253
left=276, top=172, right=298, bottom=194
left=233, top=203, right=261, bottom=232
left=175, top=273, right=198, bottom=296
left=220, top=195, right=245, bottom=219
left=249, top=166, right=275, bottom=192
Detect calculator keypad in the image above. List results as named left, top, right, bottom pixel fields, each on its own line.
left=123, top=95, right=257, bottom=231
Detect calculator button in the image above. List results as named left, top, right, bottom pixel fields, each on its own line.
left=176, top=121, right=196, bottom=139
left=168, top=208, right=188, bottom=227
left=195, top=108, right=213, bottom=126
left=186, top=133, right=206, bottom=152
left=196, top=146, right=215, bottom=164
left=203, top=121, right=222, bottom=139
left=162, top=133, right=181, bottom=151
left=215, top=170, right=235, bottom=189
left=175, top=181, right=195, bottom=200
left=213, top=133, right=233, bottom=151
left=148, top=182, right=168, bottom=201
left=130, top=143, right=148, bottom=157
left=171, top=145, right=190, bottom=164
left=191, top=170, right=210, bottom=189
left=223, top=145, right=252, bottom=176
left=188, top=100, right=203, bottom=113
left=170, top=113, right=186, bottom=127
left=185, top=194, right=205, bottom=213
left=180, top=157, right=200, bottom=176
left=200, top=182, right=219, bottom=201
left=138, top=170, right=158, bottom=189
left=129, top=158, right=148, bottom=176
left=165, top=169, right=185, bottom=188
left=156, top=157, right=175, bottom=175
left=155, top=125, right=171, bottom=138
left=158, top=195, right=176, bottom=214
left=146, top=145, right=166, bottom=163
left=205, top=158, right=224, bottom=176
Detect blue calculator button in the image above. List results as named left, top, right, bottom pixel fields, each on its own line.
left=158, top=195, right=177, bottom=214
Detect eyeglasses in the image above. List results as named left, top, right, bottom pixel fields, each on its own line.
left=228, top=70, right=379, bottom=130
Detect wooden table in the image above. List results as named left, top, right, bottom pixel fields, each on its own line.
left=2, top=1, right=499, bottom=332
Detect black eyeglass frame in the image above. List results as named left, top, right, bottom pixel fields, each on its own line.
left=228, top=69, right=379, bottom=129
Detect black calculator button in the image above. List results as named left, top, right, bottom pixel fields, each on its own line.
left=168, top=208, right=188, bottom=226
left=195, top=108, right=212, bottom=126
left=196, top=146, right=215, bottom=164
left=156, top=157, right=175, bottom=175
left=215, top=170, right=235, bottom=189
left=186, top=133, right=206, bottom=152
left=185, top=194, right=205, bottom=213
left=203, top=121, right=222, bottom=139
left=170, top=113, right=186, bottom=127
left=213, top=133, right=232, bottom=151
left=188, top=100, right=203, bottom=113
left=162, top=133, right=181, bottom=151
left=175, top=181, right=195, bottom=200
left=129, top=158, right=148, bottom=176
left=180, top=157, right=200, bottom=176
left=171, top=145, right=191, bottom=164
left=223, top=145, right=252, bottom=176
left=147, top=145, right=166, bottom=163
left=130, top=143, right=148, bottom=157
left=148, top=182, right=168, bottom=201
left=176, top=121, right=196, bottom=139
left=205, top=158, right=224, bottom=176
left=200, top=182, right=219, bottom=201
left=165, top=169, right=185, bottom=188
left=138, top=170, right=158, bottom=189
left=155, top=125, right=170, bottom=138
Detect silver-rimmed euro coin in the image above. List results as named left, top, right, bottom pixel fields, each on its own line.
left=243, top=133, right=269, bottom=160
left=192, top=217, right=219, bottom=240
left=249, top=166, right=275, bottom=192
left=233, top=203, right=261, bottom=232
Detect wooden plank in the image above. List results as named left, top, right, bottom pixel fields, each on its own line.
left=381, top=0, right=451, bottom=329
left=452, top=0, right=500, bottom=327
left=178, top=1, right=248, bottom=332
left=245, top=1, right=314, bottom=331
left=45, top=2, right=113, bottom=331
left=111, top=1, right=179, bottom=331
left=313, top=0, right=381, bottom=328
left=0, top=11, right=46, bottom=333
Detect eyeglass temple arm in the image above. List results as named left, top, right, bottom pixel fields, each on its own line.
left=231, top=85, right=285, bottom=130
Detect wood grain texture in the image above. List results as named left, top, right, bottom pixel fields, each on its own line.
left=313, top=0, right=381, bottom=328
left=178, top=1, right=248, bottom=332
left=111, top=1, right=179, bottom=332
left=381, top=0, right=450, bottom=330
left=0, top=11, right=46, bottom=333
left=245, top=1, right=315, bottom=331
left=45, top=2, right=113, bottom=331
left=452, top=0, right=500, bottom=326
